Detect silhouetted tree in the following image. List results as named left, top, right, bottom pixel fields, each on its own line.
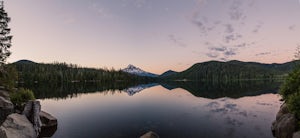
left=295, top=44, right=300, bottom=60
left=0, top=1, right=12, bottom=69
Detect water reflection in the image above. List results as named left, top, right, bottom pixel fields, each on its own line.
left=160, top=81, right=280, bottom=99
left=24, top=80, right=281, bottom=99
left=123, top=83, right=158, bottom=96
left=39, top=84, right=282, bottom=138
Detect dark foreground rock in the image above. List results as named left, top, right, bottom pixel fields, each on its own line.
left=276, top=103, right=289, bottom=120
left=0, top=92, right=14, bottom=124
left=0, top=113, right=36, bottom=138
left=23, top=100, right=42, bottom=136
left=0, top=89, right=57, bottom=138
left=272, top=103, right=297, bottom=138
left=22, top=100, right=58, bottom=137
left=140, top=131, right=159, bottom=138
left=39, top=110, right=58, bottom=138
left=293, top=131, right=300, bottom=138
left=0, top=90, right=10, bottom=100
left=0, top=96, right=13, bottom=111
left=40, top=111, right=57, bottom=128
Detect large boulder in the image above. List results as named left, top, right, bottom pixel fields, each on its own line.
left=38, top=111, right=57, bottom=137
left=0, top=113, right=36, bottom=138
left=276, top=103, right=289, bottom=120
left=0, top=96, right=14, bottom=124
left=293, top=131, right=300, bottom=138
left=22, top=100, right=42, bottom=136
left=140, top=131, right=159, bottom=138
left=0, top=96, right=13, bottom=110
left=39, top=111, right=57, bottom=128
left=272, top=113, right=297, bottom=138
left=0, top=90, right=10, bottom=100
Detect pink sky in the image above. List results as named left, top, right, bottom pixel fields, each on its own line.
left=4, top=0, right=300, bottom=74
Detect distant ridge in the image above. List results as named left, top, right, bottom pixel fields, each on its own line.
left=13, top=59, right=36, bottom=64
left=160, top=60, right=299, bottom=81
left=160, top=70, right=178, bottom=77
left=12, top=59, right=299, bottom=81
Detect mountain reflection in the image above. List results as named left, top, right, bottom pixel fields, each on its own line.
left=21, top=80, right=281, bottom=100
left=123, top=83, right=158, bottom=96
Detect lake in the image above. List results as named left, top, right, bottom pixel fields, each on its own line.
left=36, top=81, right=282, bottom=138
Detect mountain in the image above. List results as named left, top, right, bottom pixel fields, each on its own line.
left=11, top=60, right=154, bottom=86
left=13, top=59, right=36, bottom=64
left=160, top=70, right=178, bottom=77
left=122, top=64, right=158, bottom=77
left=161, top=60, right=299, bottom=81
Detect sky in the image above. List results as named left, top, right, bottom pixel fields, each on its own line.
left=4, top=0, right=300, bottom=74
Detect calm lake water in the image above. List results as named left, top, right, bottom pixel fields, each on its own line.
left=37, top=81, right=282, bottom=138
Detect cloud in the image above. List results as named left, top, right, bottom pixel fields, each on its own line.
left=224, top=24, right=234, bottom=34
left=223, top=34, right=242, bottom=43
left=255, top=52, right=271, bottom=56
left=220, top=58, right=227, bottom=61
left=189, top=0, right=262, bottom=61
left=190, top=16, right=210, bottom=36
left=121, top=0, right=148, bottom=8
left=234, top=43, right=246, bottom=48
left=234, top=41, right=256, bottom=48
left=228, top=0, right=246, bottom=21
left=289, top=25, right=296, bottom=31
left=252, top=22, right=264, bottom=33
left=206, top=45, right=238, bottom=60
left=89, top=1, right=112, bottom=18
left=206, top=52, right=219, bottom=58
left=248, top=0, right=256, bottom=7
left=209, top=46, right=227, bottom=52
left=206, top=101, right=221, bottom=108
left=169, top=35, right=187, bottom=47
left=224, top=48, right=237, bottom=56
left=195, top=0, right=208, bottom=7
left=133, top=0, right=147, bottom=8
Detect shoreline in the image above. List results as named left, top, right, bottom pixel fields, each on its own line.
left=0, top=90, right=57, bottom=138
left=272, top=102, right=300, bottom=138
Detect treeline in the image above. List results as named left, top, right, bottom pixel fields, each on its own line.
left=19, top=82, right=134, bottom=99
left=161, top=61, right=292, bottom=81
left=11, top=60, right=155, bottom=86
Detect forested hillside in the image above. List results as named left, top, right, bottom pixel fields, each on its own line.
left=161, top=60, right=299, bottom=81
left=11, top=60, right=154, bottom=85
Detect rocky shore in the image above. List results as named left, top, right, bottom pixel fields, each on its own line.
left=0, top=90, right=57, bottom=138
left=272, top=103, right=300, bottom=138
left=140, top=131, right=159, bottom=138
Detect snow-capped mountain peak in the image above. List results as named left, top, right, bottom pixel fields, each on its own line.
left=122, top=64, right=158, bottom=77
left=126, top=64, right=140, bottom=70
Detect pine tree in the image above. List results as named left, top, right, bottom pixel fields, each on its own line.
left=0, top=1, right=12, bottom=68
left=295, top=44, right=300, bottom=60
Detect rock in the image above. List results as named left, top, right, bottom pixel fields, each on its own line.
left=39, top=111, right=57, bottom=137
left=22, top=101, right=33, bottom=118
left=0, top=96, right=14, bottom=124
left=272, top=113, right=296, bottom=138
left=0, top=96, right=13, bottom=110
left=276, top=103, right=289, bottom=120
left=22, top=100, right=42, bottom=136
left=140, top=131, right=159, bottom=138
left=0, top=113, right=37, bottom=138
left=293, top=131, right=300, bottom=138
left=0, top=90, right=10, bottom=100
left=39, top=111, right=57, bottom=128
